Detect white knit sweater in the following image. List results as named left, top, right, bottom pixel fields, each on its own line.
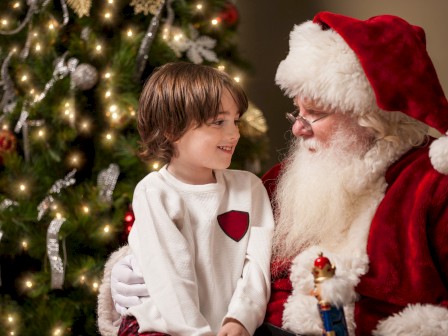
left=123, top=166, right=273, bottom=336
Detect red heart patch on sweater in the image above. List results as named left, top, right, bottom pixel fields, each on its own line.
left=217, top=210, right=249, bottom=242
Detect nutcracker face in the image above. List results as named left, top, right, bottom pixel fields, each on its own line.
left=312, top=253, right=336, bottom=283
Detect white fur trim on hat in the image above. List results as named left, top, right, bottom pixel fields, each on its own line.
left=373, top=304, right=448, bottom=336
left=429, top=134, right=448, bottom=174
left=275, top=21, right=379, bottom=116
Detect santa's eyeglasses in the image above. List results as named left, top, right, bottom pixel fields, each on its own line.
left=285, top=108, right=333, bottom=132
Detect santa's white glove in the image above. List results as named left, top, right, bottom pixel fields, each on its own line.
left=111, top=254, right=149, bottom=315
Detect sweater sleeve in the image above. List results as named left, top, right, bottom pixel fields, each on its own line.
left=128, top=183, right=213, bottom=336
left=224, top=176, right=275, bottom=335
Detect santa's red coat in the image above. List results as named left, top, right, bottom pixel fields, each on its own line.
left=261, top=143, right=448, bottom=335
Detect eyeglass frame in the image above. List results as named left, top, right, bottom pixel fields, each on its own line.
left=285, top=108, right=334, bottom=132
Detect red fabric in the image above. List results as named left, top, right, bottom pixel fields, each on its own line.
left=313, top=12, right=448, bottom=134
left=261, top=167, right=291, bottom=328
left=264, top=259, right=293, bottom=327
left=118, top=316, right=170, bottom=336
left=261, top=143, right=448, bottom=334
left=354, top=144, right=448, bottom=335
left=217, top=210, right=249, bottom=242
left=261, top=162, right=283, bottom=203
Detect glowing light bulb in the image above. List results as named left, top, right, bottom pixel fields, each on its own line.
left=22, top=240, right=28, bottom=249
left=81, top=121, right=90, bottom=131
left=104, top=225, right=110, bottom=233
left=19, top=184, right=26, bottom=192
left=96, top=44, right=102, bottom=52
left=21, top=75, right=28, bottom=82
left=1, top=19, right=8, bottom=26
left=93, top=282, right=99, bottom=290
left=13, top=2, right=20, bottom=9
left=82, top=205, right=89, bottom=213
left=8, top=315, right=14, bottom=323
left=104, top=72, right=111, bottom=79
left=217, top=65, right=225, bottom=71
left=233, top=76, right=241, bottom=83
left=211, top=18, right=219, bottom=25
left=104, top=12, right=112, bottom=19
left=25, top=280, right=33, bottom=288
left=196, top=3, right=203, bottom=10
left=105, top=133, right=112, bottom=141
left=127, top=29, right=133, bottom=37
left=105, top=90, right=111, bottom=98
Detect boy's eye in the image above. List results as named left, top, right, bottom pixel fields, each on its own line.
left=212, top=120, right=225, bottom=126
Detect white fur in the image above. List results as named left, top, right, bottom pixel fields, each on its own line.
left=373, top=304, right=448, bottom=336
left=282, top=174, right=386, bottom=336
left=429, top=134, right=448, bottom=174
left=275, top=21, right=379, bottom=116
left=97, top=245, right=130, bottom=336
left=282, top=290, right=322, bottom=335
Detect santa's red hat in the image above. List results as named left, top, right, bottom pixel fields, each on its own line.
left=276, top=12, right=448, bottom=174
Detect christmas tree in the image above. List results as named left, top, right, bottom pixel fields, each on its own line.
left=0, top=0, right=269, bottom=334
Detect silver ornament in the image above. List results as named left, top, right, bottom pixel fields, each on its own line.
left=71, top=63, right=98, bottom=90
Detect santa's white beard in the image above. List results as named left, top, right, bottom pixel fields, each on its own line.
left=272, top=127, right=377, bottom=260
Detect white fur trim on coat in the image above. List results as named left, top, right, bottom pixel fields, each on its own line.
left=97, top=245, right=130, bottom=336
left=429, top=134, right=448, bottom=174
left=275, top=21, right=379, bottom=116
left=281, top=176, right=387, bottom=336
left=373, top=304, right=448, bottom=336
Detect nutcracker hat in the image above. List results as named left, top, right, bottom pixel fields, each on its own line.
left=275, top=11, right=448, bottom=174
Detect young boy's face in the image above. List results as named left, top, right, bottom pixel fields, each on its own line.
left=169, top=89, right=241, bottom=184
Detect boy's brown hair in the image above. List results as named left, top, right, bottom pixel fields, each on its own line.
left=137, top=62, right=248, bottom=163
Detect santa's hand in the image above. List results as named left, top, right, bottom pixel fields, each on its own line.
left=111, top=254, right=149, bottom=315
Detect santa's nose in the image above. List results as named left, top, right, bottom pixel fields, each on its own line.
left=292, top=119, right=313, bottom=138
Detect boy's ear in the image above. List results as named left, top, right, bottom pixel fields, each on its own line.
left=164, top=132, right=179, bottom=144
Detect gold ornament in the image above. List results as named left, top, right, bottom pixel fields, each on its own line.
left=239, top=102, right=268, bottom=138
left=67, top=0, right=92, bottom=18
left=130, top=0, right=164, bottom=16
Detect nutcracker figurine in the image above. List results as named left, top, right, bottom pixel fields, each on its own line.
left=312, top=253, right=349, bottom=336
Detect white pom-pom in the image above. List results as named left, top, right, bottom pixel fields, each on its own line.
left=429, top=135, right=448, bottom=174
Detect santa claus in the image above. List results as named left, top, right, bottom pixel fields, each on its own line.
left=98, top=12, right=448, bottom=336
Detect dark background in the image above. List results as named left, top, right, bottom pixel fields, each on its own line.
left=236, top=0, right=448, bottom=170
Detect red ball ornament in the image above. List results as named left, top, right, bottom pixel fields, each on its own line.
left=124, top=205, right=135, bottom=228
left=218, top=2, right=239, bottom=26
left=0, top=129, right=17, bottom=165
left=121, top=205, right=135, bottom=243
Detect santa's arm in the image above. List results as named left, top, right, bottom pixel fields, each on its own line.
left=373, top=193, right=448, bottom=336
